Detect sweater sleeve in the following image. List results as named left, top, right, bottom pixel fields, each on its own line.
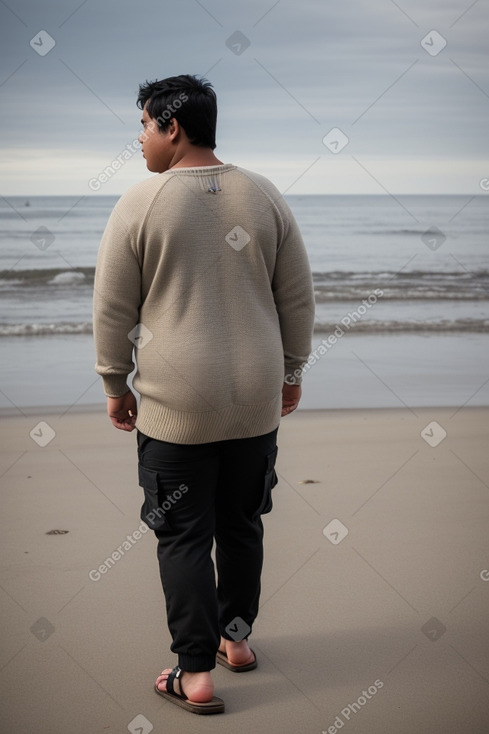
left=272, top=203, right=315, bottom=385
left=93, top=205, right=142, bottom=397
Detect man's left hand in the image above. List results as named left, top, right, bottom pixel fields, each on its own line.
left=281, top=383, right=302, bottom=416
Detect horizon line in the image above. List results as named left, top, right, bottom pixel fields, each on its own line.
left=2, top=192, right=484, bottom=198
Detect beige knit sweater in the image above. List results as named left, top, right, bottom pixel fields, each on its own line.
left=93, top=164, right=315, bottom=443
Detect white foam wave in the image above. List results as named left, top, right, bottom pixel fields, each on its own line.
left=0, top=322, right=93, bottom=336
left=48, top=271, right=86, bottom=285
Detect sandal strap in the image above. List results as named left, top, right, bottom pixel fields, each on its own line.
left=166, top=666, right=187, bottom=699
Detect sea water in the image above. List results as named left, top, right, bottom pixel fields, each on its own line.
left=1, top=194, right=487, bottom=410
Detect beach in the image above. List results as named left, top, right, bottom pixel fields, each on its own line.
left=1, top=193, right=488, bottom=731
left=2, top=0, right=488, bottom=726
left=1, top=404, right=488, bottom=733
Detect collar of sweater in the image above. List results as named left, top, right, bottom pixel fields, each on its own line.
left=164, top=163, right=236, bottom=176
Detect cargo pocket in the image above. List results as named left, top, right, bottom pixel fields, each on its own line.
left=253, top=446, right=278, bottom=519
left=138, top=464, right=171, bottom=532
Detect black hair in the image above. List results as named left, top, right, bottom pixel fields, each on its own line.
left=137, top=74, right=217, bottom=149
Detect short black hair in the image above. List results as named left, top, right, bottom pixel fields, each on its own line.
left=137, top=74, right=217, bottom=149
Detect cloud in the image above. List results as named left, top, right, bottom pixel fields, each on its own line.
left=0, top=0, right=487, bottom=194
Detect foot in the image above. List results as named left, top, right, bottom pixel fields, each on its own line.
left=155, top=668, right=214, bottom=703
left=218, top=637, right=255, bottom=667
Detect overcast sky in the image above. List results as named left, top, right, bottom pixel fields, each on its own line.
left=0, top=0, right=488, bottom=195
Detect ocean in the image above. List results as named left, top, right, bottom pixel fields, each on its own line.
left=1, top=194, right=488, bottom=411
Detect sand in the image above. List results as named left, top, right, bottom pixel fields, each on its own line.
left=0, top=405, right=488, bottom=733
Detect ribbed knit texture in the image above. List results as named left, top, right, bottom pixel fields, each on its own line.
left=93, top=164, right=315, bottom=444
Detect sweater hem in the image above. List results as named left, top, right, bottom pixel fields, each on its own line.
left=135, top=395, right=282, bottom=444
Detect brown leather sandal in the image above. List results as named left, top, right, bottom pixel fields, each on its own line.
left=154, top=666, right=225, bottom=714
left=216, top=648, right=257, bottom=672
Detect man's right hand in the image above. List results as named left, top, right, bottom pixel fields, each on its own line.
left=281, top=383, right=302, bottom=416
left=106, top=390, right=138, bottom=431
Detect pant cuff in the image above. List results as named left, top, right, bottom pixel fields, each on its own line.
left=178, top=654, right=217, bottom=672
left=220, top=627, right=251, bottom=641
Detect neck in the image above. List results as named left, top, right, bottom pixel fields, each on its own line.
left=169, top=147, right=223, bottom=170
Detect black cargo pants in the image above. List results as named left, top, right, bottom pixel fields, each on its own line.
left=137, top=427, right=279, bottom=672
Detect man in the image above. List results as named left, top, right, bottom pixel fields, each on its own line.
left=93, top=74, right=315, bottom=714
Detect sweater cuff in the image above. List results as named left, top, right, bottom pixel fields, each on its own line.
left=102, top=374, right=130, bottom=398
left=284, top=363, right=304, bottom=386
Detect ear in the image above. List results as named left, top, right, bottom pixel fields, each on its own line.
left=168, top=118, right=180, bottom=141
